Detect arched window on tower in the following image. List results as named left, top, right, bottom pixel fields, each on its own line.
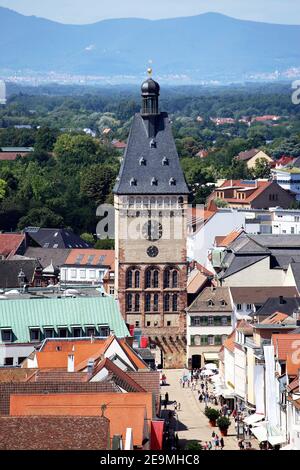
left=172, top=270, right=178, bottom=288
left=164, top=269, right=170, bottom=288
left=153, top=270, right=159, bottom=288
left=126, top=269, right=133, bottom=288
left=135, top=271, right=140, bottom=288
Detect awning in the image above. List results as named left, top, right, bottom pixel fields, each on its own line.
left=203, top=352, right=219, bottom=361
left=251, top=423, right=286, bottom=446
left=215, top=387, right=235, bottom=399
left=243, top=413, right=265, bottom=426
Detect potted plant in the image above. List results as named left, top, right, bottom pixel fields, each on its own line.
left=217, top=416, right=231, bottom=436
left=204, top=407, right=220, bottom=427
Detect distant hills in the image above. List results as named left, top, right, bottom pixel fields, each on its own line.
left=1, top=7, right=300, bottom=82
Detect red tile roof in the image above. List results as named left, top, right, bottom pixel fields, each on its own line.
left=261, top=312, right=289, bottom=324
left=272, top=334, right=300, bottom=361
left=223, top=329, right=236, bottom=353
left=0, top=233, right=25, bottom=258
left=91, top=357, right=146, bottom=392
left=0, top=152, right=28, bottom=161
left=215, top=229, right=244, bottom=247
left=64, top=249, right=115, bottom=267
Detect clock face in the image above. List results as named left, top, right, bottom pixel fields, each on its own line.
left=147, top=245, right=159, bottom=258
left=142, top=220, right=163, bottom=241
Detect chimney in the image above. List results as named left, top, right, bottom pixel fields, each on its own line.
left=67, top=354, right=74, bottom=373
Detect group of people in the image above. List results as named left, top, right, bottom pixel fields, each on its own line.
left=202, top=431, right=225, bottom=450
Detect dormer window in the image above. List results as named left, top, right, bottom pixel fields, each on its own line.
left=162, top=157, right=169, bottom=166
left=130, top=178, right=137, bottom=186
left=150, top=139, right=156, bottom=148
left=220, top=299, right=226, bottom=306
left=151, top=177, right=158, bottom=186
left=169, top=177, right=176, bottom=186
left=139, top=157, right=146, bottom=166
left=207, top=299, right=214, bottom=307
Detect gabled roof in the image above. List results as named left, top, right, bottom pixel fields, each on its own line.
left=236, top=149, right=259, bottom=161
left=64, top=249, right=114, bottom=268
left=230, top=286, right=298, bottom=305
left=0, top=233, right=25, bottom=258
left=236, top=319, right=253, bottom=335
left=255, top=297, right=300, bottom=319
left=24, top=247, right=70, bottom=268
left=223, top=329, right=236, bottom=353
left=25, top=227, right=91, bottom=249
left=187, top=286, right=232, bottom=313
left=114, top=112, right=189, bottom=195
left=286, top=354, right=300, bottom=377
left=215, top=229, right=244, bottom=248
left=91, top=357, right=146, bottom=392
left=260, top=312, right=289, bottom=325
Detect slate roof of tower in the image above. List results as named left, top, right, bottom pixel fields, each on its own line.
left=113, top=112, right=189, bottom=195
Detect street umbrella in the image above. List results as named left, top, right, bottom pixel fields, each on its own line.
left=200, top=369, right=214, bottom=377
left=204, top=363, right=218, bottom=370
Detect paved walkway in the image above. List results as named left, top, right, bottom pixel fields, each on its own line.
left=161, top=369, right=257, bottom=451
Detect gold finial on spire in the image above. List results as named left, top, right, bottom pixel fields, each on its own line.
left=147, top=67, right=152, bottom=77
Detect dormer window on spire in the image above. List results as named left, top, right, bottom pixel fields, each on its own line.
left=169, top=177, right=176, bottom=186
left=162, top=157, right=169, bottom=166
left=139, top=157, right=146, bottom=166
left=150, top=139, right=156, bottom=148
left=130, top=178, right=137, bottom=186
left=151, top=177, right=158, bottom=186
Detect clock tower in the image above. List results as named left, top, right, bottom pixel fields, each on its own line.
left=113, top=72, right=189, bottom=368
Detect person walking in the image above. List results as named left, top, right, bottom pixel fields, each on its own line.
left=212, top=431, right=216, bottom=438
left=207, top=441, right=212, bottom=450
left=220, top=437, right=224, bottom=450
left=165, top=392, right=169, bottom=405
left=215, top=436, right=220, bottom=450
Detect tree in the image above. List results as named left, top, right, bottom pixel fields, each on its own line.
left=214, top=198, right=229, bottom=208
left=80, top=232, right=95, bottom=245
left=94, top=238, right=115, bottom=249
left=80, top=164, right=118, bottom=206
left=0, top=179, right=7, bottom=201
left=17, top=208, right=64, bottom=230
left=251, top=157, right=271, bottom=179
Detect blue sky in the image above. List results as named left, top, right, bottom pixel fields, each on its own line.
left=0, top=0, right=299, bottom=25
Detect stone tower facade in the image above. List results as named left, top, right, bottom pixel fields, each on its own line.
left=113, top=76, right=189, bottom=368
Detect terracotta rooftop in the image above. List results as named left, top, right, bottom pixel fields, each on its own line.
left=223, top=329, right=236, bottom=353
left=272, top=334, right=300, bottom=361
left=64, top=249, right=115, bottom=268
left=261, top=312, right=289, bottom=325
left=0, top=233, right=25, bottom=258
left=215, top=229, right=244, bottom=248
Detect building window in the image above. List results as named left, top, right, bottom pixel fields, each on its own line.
left=109, top=286, right=115, bottom=295
left=1, top=329, right=12, bottom=342
left=201, top=336, right=208, bottom=346
left=86, top=327, right=96, bottom=337
left=208, top=316, right=214, bottom=326
left=191, top=317, right=201, bottom=326
left=215, top=336, right=222, bottom=345
left=72, top=327, right=82, bottom=337
left=89, top=270, right=96, bottom=279
left=126, top=269, right=133, bottom=288
left=221, top=317, right=228, bottom=326
left=164, top=269, right=170, bottom=288
left=237, top=304, right=242, bottom=311
left=4, top=357, right=13, bottom=366
left=99, top=326, right=110, bottom=337
left=80, top=270, right=86, bottom=279
left=164, top=294, right=170, bottom=312
left=145, top=293, right=151, bottom=312
left=58, top=328, right=68, bottom=338
left=18, top=357, right=26, bottom=365
left=147, top=321, right=151, bottom=327
left=172, top=294, right=178, bottom=312
left=153, top=270, right=159, bottom=288
left=164, top=268, right=179, bottom=288
left=135, top=321, right=140, bottom=328
left=167, top=321, right=171, bottom=326
left=246, top=304, right=252, bottom=311
left=135, top=270, right=140, bottom=288
left=71, top=269, right=76, bottom=279
left=126, top=293, right=133, bottom=312
left=208, top=336, right=214, bottom=346
left=135, top=294, right=140, bottom=312
left=145, top=270, right=151, bottom=288
left=194, top=335, right=201, bottom=346
left=30, top=329, right=40, bottom=342
left=44, top=328, right=54, bottom=338
left=172, top=270, right=178, bottom=288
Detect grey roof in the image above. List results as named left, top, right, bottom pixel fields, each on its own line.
left=254, top=296, right=300, bottom=318
left=24, top=247, right=71, bottom=268
left=0, top=258, right=41, bottom=289
left=230, top=286, right=298, bottom=305
left=114, top=112, right=189, bottom=195
left=187, top=286, right=232, bottom=313
left=291, top=262, right=300, bottom=292
left=25, top=228, right=91, bottom=249
left=220, top=254, right=268, bottom=279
